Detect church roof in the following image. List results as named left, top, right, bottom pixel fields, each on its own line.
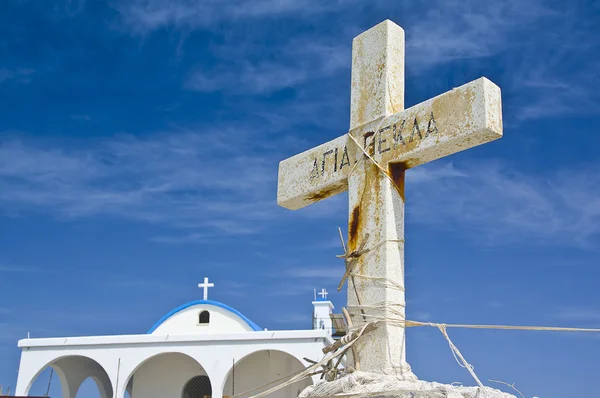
left=147, top=299, right=262, bottom=333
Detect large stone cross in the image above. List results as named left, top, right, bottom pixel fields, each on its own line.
left=277, top=20, right=502, bottom=375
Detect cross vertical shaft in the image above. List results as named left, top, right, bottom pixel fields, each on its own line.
left=346, top=20, right=413, bottom=377
left=198, top=277, right=214, bottom=300
left=277, top=17, right=502, bottom=379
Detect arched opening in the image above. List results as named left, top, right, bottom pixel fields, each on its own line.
left=199, top=310, right=210, bottom=324
left=24, top=355, right=112, bottom=398
left=75, top=377, right=102, bottom=398
left=27, top=367, right=63, bottom=398
left=123, top=352, right=210, bottom=398
left=182, top=375, right=212, bottom=398
left=124, top=376, right=134, bottom=398
left=223, top=350, right=311, bottom=398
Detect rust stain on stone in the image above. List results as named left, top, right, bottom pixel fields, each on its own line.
left=349, top=206, right=361, bottom=250
left=389, top=161, right=409, bottom=202
left=307, top=183, right=342, bottom=202
left=363, top=131, right=375, bottom=139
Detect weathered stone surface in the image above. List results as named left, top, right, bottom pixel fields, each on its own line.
left=350, top=19, right=404, bottom=133
left=277, top=77, right=502, bottom=211
left=299, top=372, right=517, bottom=398
left=345, top=20, right=411, bottom=377
left=276, top=19, right=503, bottom=377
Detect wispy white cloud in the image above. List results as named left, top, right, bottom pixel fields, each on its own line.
left=112, top=0, right=557, bottom=70
left=487, top=301, right=504, bottom=309
left=283, top=266, right=345, bottom=280
left=411, top=311, right=432, bottom=321
left=266, top=282, right=320, bottom=297
left=151, top=232, right=214, bottom=244
left=185, top=41, right=348, bottom=95
left=112, top=0, right=352, bottom=34
left=0, top=265, right=40, bottom=273
left=402, top=0, right=600, bottom=121
left=69, top=114, right=91, bottom=121
left=187, top=62, right=308, bottom=95
left=30, top=307, right=152, bottom=333
left=263, top=265, right=346, bottom=298
left=0, top=128, right=305, bottom=234
left=275, top=313, right=311, bottom=325
left=1, top=2, right=598, bottom=248
left=0, top=68, right=34, bottom=85
left=219, top=281, right=249, bottom=297
left=405, top=0, right=557, bottom=68
left=511, top=60, right=600, bottom=122
left=113, top=0, right=352, bottom=95
left=0, top=322, right=66, bottom=342
left=113, top=0, right=599, bottom=120
left=2, top=127, right=599, bottom=249
left=104, top=280, right=177, bottom=291
left=554, top=307, right=600, bottom=322
left=407, top=161, right=600, bottom=248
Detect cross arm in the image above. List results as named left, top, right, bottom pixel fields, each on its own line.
left=277, top=77, right=502, bottom=210
left=370, top=77, right=503, bottom=170
left=277, top=134, right=350, bottom=210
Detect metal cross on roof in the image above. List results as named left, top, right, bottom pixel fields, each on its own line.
left=318, top=288, right=329, bottom=299
left=198, top=277, right=214, bottom=301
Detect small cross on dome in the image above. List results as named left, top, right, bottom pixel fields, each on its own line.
left=198, top=277, right=214, bottom=300
left=318, top=288, right=328, bottom=300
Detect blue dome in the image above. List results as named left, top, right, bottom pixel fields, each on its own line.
left=147, top=299, right=262, bottom=333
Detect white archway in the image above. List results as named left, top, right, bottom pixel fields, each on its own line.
left=222, top=350, right=312, bottom=398
left=23, top=355, right=113, bottom=398
left=75, top=377, right=104, bottom=398
left=121, top=352, right=211, bottom=398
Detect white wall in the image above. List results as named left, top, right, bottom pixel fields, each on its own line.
left=152, top=305, right=254, bottom=335
left=222, top=350, right=311, bottom=398
left=131, top=353, right=208, bottom=398
left=312, top=301, right=333, bottom=336
left=15, top=330, right=333, bottom=398
left=15, top=355, right=114, bottom=398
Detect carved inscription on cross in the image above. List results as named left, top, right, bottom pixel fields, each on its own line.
left=277, top=20, right=503, bottom=376
left=308, top=112, right=439, bottom=181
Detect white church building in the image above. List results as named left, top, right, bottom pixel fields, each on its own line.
left=14, top=279, right=340, bottom=398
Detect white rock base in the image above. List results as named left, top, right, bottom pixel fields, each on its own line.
left=299, top=372, right=517, bottom=398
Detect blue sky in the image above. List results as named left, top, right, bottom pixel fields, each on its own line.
left=1, top=0, right=599, bottom=396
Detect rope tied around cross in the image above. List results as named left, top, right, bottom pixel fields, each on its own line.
left=329, top=125, right=600, bottom=389
left=271, top=19, right=591, bottom=398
